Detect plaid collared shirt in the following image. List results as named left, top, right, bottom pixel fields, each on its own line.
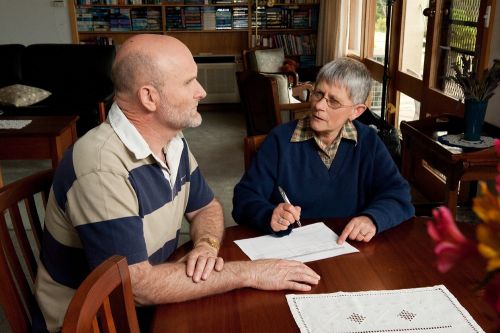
left=291, top=117, right=358, bottom=168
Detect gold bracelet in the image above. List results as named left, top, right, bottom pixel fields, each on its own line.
left=194, top=237, right=220, bottom=251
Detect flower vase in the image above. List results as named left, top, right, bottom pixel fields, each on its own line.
left=464, top=99, right=488, bottom=141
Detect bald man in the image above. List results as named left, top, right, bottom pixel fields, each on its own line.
left=34, top=34, right=320, bottom=332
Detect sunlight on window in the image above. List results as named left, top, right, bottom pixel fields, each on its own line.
left=398, top=92, right=420, bottom=126
left=400, top=0, right=428, bottom=78
left=369, top=80, right=383, bottom=117
left=371, top=0, right=387, bottom=63
left=347, top=0, right=363, bottom=56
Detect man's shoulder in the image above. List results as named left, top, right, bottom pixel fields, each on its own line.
left=72, top=122, right=137, bottom=175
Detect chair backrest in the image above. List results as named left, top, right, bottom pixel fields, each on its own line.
left=62, top=255, right=140, bottom=333
left=236, top=71, right=282, bottom=136
left=247, top=47, right=285, bottom=73
left=0, top=169, right=54, bottom=333
left=242, top=47, right=299, bottom=86
left=244, top=134, right=267, bottom=170
left=242, top=46, right=281, bottom=72
left=237, top=70, right=312, bottom=136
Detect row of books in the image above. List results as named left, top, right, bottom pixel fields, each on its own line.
left=76, top=4, right=317, bottom=31
left=79, top=36, right=116, bottom=45
left=165, top=6, right=249, bottom=30
left=258, top=7, right=318, bottom=29
left=257, top=0, right=318, bottom=3
left=76, top=0, right=248, bottom=4
left=76, top=0, right=161, bottom=4
left=75, top=0, right=320, bottom=5
left=252, top=33, right=317, bottom=56
left=77, top=7, right=162, bottom=31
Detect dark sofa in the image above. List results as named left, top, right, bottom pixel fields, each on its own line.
left=0, top=43, right=116, bottom=136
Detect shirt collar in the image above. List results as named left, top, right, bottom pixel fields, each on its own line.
left=108, top=102, right=185, bottom=187
left=109, top=102, right=152, bottom=160
left=108, top=102, right=184, bottom=162
left=291, top=116, right=358, bottom=144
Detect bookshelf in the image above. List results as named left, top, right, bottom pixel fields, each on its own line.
left=69, top=0, right=319, bottom=59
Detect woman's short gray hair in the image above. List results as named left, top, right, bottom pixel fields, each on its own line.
left=316, top=57, right=372, bottom=105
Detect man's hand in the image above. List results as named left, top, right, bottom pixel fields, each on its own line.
left=247, top=259, right=320, bottom=291
left=270, top=203, right=301, bottom=232
left=178, top=242, right=224, bottom=283
left=337, top=215, right=376, bottom=244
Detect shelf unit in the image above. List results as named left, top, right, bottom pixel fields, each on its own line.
left=68, top=0, right=319, bottom=59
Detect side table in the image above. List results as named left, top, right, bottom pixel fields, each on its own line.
left=400, top=114, right=500, bottom=218
left=0, top=116, right=79, bottom=187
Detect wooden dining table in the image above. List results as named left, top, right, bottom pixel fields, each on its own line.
left=150, top=217, right=497, bottom=332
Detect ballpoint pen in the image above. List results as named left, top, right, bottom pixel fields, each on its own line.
left=277, top=186, right=302, bottom=227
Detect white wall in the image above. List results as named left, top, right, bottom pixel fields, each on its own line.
left=485, top=3, right=500, bottom=127
left=0, top=0, right=71, bottom=45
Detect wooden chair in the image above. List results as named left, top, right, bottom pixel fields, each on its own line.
left=62, top=255, right=140, bottom=333
left=236, top=71, right=312, bottom=136
left=244, top=134, right=267, bottom=170
left=0, top=169, right=54, bottom=333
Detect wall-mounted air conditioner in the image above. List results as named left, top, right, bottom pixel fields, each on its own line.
left=196, top=56, right=242, bottom=104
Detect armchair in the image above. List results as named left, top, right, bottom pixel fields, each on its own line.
left=242, top=47, right=299, bottom=86
left=242, top=47, right=314, bottom=106
left=236, top=70, right=312, bottom=136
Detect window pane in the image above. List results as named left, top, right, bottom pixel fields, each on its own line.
left=369, top=79, right=383, bottom=117
left=436, top=0, right=480, bottom=98
left=398, top=92, right=420, bottom=126
left=400, top=0, right=429, bottom=78
left=371, top=0, right=387, bottom=63
left=347, top=0, right=363, bottom=56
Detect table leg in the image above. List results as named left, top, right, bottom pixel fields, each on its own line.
left=445, top=188, right=458, bottom=218
left=0, top=162, right=3, bottom=187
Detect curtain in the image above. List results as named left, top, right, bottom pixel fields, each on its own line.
left=316, top=0, right=348, bottom=65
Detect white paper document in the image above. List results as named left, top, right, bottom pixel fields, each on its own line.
left=286, top=285, right=484, bottom=333
left=234, top=222, right=358, bottom=262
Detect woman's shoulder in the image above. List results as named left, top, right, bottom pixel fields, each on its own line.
left=269, top=119, right=299, bottom=139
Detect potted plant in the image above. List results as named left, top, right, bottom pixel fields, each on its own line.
left=448, top=56, right=500, bottom=141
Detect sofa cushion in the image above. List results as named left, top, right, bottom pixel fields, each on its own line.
left=0, top=84, right=51, bottom=107
left=0, top=44, right=25, bottom=88
left=22, top=44, right=115, bottom=104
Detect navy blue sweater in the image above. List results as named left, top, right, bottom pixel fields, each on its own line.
left=232, top=120, right=415, bottom=235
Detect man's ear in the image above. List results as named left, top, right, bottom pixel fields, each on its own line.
left=138, top=85, right=160, bottom=112
left=349, top=104, right=367, bottom=121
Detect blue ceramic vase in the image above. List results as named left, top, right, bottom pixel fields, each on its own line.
left=464, top=99, right=488, bottom=141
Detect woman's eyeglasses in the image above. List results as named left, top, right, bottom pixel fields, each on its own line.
left=310, top=90, right=357, bottom=110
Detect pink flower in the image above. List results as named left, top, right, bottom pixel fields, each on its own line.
left=427, top=207, right=477, bottom=273
left=494, top=139, right=500, bottom=157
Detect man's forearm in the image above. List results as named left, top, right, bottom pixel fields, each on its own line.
left=129, top=260, right=249, bottom=305
left=129, top=258, right=321, bottom=305
left=187, top=198, right=225, bottom=246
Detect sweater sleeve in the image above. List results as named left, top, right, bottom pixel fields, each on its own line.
left=232, top=133, right=286, bottom=235
left=358, top=133, right=415, bottom=233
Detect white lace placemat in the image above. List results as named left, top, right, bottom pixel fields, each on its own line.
left=286, top=285, right=484, bottom=333
left=0, top=120, right=32, bottom=130
left=438, top=134, right=495, bottom=149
